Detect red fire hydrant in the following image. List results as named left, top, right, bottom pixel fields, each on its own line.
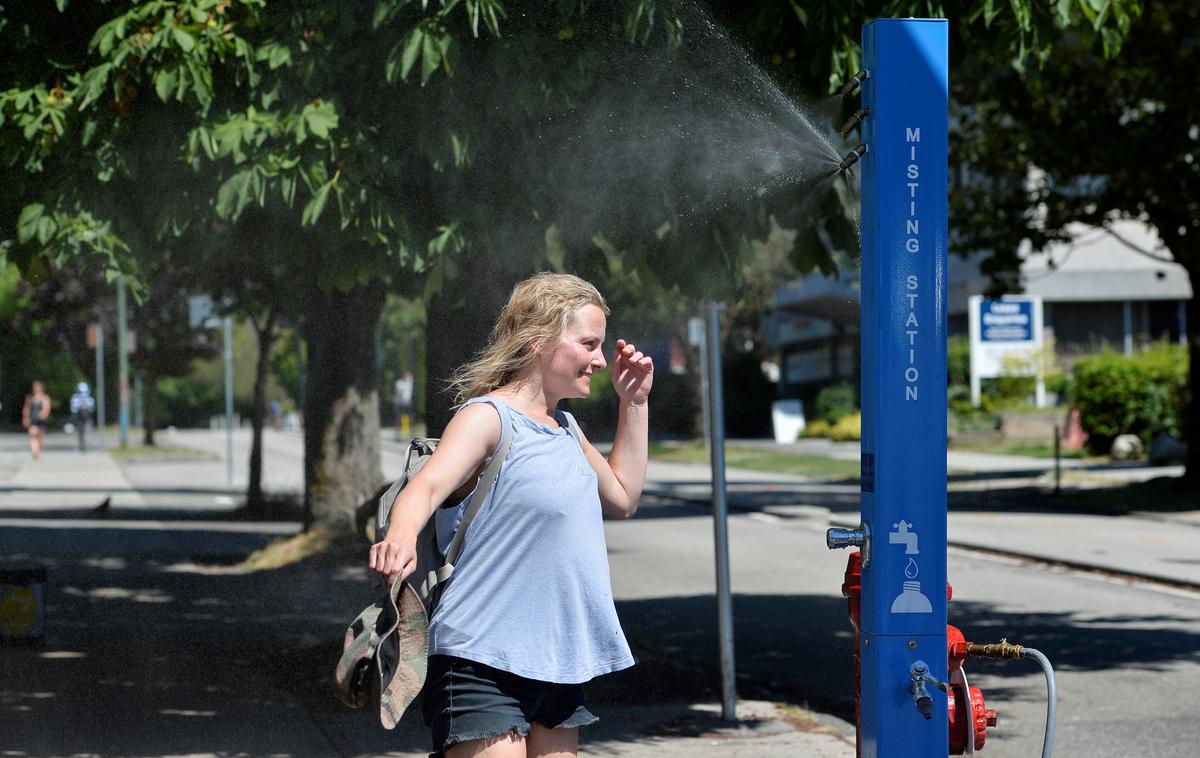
left=841, top=553, right=997, bottom=755
left=947, top=624, right=998, bottom=753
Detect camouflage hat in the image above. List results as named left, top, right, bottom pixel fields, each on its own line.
left=334, top=576, right=429, bottom=729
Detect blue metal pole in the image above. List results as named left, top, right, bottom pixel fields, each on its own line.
left=859, top=19, right=949, bottom=757
left=117, top=276, right=130, bottom=448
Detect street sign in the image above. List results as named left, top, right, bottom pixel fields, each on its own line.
left=188, top=295, right=216, bottom=329
left=968, top=295, right=1045, bottom=407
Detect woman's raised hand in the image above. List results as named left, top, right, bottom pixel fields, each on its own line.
left=611, top=339, right=654, bottom=405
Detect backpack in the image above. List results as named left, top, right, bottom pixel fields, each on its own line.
left=374, top=399, right=583, bottom=613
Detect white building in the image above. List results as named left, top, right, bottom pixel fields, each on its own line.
left=766, top=220, right=1192, bottom=397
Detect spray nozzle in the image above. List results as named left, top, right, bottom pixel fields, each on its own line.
left=908, top=660, right=947, bottom=720
left=840, top=108, right=869, bottom=138
left=838, top=69, right=869, bottom=97
left=838, top=144, right=868, bottom=173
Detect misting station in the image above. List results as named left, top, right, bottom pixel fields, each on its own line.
left=826, top=18, right=1058, bottom=758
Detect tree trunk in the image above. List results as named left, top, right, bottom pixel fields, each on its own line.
left=302, top=283, right=387, bottom=533
left=1184, top=290, right=1199, bottom=485
left=424, top=261, right=521, bottom=435
left=247, top=312, right=277, bottom=508
left=142, top=371, right=158, bottom=447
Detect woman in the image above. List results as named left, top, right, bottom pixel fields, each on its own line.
left=369, top=273, right=653, bottom=758
left=22, top=380, right=52, bottom=461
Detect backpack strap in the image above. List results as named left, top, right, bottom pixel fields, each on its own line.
left=559, top=409, right=585, bottom=446
left=441, top=398, right=513, bottom=569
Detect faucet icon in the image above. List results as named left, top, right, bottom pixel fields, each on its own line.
left=890, top=520, right=919, bottom=555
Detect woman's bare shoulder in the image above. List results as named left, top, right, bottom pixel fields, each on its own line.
left=442, top=400, right=504, bottom=447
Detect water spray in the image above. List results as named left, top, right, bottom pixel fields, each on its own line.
left=839, top=143, right=868, bottom=173
left=838, top=68, right=870, bottom=97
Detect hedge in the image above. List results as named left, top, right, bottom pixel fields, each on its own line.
left=1072, top=344, right=1188, bottom=454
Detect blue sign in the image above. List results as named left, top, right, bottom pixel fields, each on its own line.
left=979, top=300, right=1034, bottom=342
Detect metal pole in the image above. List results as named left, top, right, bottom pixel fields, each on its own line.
left=704, top=301, right=737, bottom=721
left=117, top=278, right=130, bottom=448
left=1054, top=424, right=1062, bottom=495
left=696, top=316, right=710, bottom=458
left=224, top=315, right=235, bottom=487
left=95, top=324, right=106, bottom=448
left=133, top=372, right=143, bottom=430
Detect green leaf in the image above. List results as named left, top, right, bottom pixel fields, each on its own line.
left=17, top=204, right=46, bottom=244
left=788, top=0, right=808, bottom=27
left=985, top=0, right=1003, bottom=26
left=36, top=215, right=57, bottom=245
left=216, top=169, right=259, bottom=220
left=420, top=31, right=440, bottom=85
left=1009, top=0, right=1033, bottom=31
left=172, top=26, right=196, bottom=53
left=23, top=112, right=46, bottom=141
left=76, top=63, right=113, bottom=110
left=154, top=67, right=177, bottom=102
left=303, top=100, right=338, bottom=140
left=302, top=180, right=333, bottom=226
left=91, top=21, right=117, bottom=57
left=268, top=44, right=291, bottom=70
left=401, top=29, right=424, bottom=81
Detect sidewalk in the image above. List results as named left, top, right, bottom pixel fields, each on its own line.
left=640, top=455, right=1200, bottom=589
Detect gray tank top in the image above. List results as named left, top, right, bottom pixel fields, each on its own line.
left=427, top=396, right=635, bottom=683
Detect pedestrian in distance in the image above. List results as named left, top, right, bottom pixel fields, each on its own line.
left=70, top=382, right=96, bottom=453
left=369, top=272, right=654, bottom=758
left=21, top=380, right=52, bottom=461
left=394, top=370, right=415, bottom=439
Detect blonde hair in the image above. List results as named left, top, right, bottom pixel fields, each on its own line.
left=449, top=273, right=609, bottom=403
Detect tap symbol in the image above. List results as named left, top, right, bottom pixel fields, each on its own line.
left=890, top=520, right=919, bottom=555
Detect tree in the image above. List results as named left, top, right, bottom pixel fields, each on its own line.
left=949, top=1, right=1198, bottom=479
left=2, top=1, right=1141, bottom=534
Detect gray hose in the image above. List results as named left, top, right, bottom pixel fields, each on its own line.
left=1021, top=647, right=1057, bottom=758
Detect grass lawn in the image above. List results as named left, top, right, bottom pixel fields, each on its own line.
left=109, top=445, right=216, bottom=461
left=649, top=440, right=860, bottom=480
left=949, top=439, right=1103, bottom=462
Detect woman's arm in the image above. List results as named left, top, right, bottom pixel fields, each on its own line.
left=39, top=396, right=51, bottom=420
left=21, top=396, right=31, bottom=428
left=583, top=339, right=653, bottom=519
left=368, top=402, right=501, bottom=581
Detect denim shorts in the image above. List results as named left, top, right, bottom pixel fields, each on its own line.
left=422, top=654, right=598, bottom=755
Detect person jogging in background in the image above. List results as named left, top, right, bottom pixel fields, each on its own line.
left=22, top=381, right=51, bottom=461
left=369, top=272, right=654, bottom=758
left=70, top=382, right=96, bottom=453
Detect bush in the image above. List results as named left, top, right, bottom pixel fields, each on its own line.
left=814, top=381, right=857, bottom=424
left=1072, top=344, right=1189, bottom=454
left=802, top=412, right=862, bottom=441
left=157, top=375, right=223, bottom=428
left=829, top=412, right=862, bottom=441
left=947, top=335, right=971, bottom=388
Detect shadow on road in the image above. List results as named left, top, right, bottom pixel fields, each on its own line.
left=4, top=517, right=1199, bottom=756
